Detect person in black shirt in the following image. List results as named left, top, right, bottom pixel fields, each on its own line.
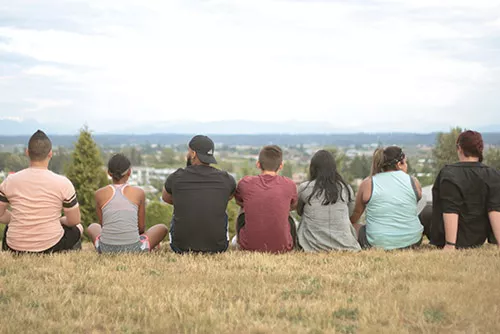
left=430, top=130, right=500, bottom=250
left=162, top=135, right=236, bottom=253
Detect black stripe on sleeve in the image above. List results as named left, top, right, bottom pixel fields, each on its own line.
left=63, top=193, right=78, bottom=208
left=0, top=191, right=8, bottom=203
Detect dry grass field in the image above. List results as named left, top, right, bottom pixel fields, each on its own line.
left=0, top=244, right=499, bottom=334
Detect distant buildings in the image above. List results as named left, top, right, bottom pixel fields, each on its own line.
left=129, top=167, right=177, bottom=187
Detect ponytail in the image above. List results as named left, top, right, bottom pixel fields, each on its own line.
left=371, top=148, right=385, bottom=176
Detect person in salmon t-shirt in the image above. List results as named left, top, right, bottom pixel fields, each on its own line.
left=0, top=130, right=83, bottom=253
left=234, top=145, right=298, bottom=253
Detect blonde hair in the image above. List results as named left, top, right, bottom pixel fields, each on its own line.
left=370, top=148, right=385, bottom=176
left=370, top=146, right=405, bottom=176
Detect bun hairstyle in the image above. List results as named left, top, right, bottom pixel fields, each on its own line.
left=457, top=130, right=484, bottom=162
left=108, top=153, right=131, bottom=182
left=371, top=146, right=405, bottom=175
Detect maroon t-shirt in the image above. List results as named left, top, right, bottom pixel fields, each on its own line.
left=235, top=174, right=298, bottom=253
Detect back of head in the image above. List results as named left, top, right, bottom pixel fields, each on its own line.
left=457, top=130, right=484, bottom=162
left=108, top=153, right=131, bottom=182
left=371, top=146, right=405, bottom=175
left=28, top=130, right=52, bottom=162
left=307, top=150, right=351, bottom=205
left=258, top=145, right=283, bottom=172
left=309, top=150, right=336, bottom=181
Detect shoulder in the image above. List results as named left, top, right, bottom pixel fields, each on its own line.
left=278, top=175, right=295, bottom=185
left=236, top=175, right=255, bottom=188
left=95, top=186, right=110, bottom=199
left=360, top=176, right=371, bottom=187
left=126, top=185, right=145, bottom=201
left=483, top=164, right=500, bottom=179
left=50, top=172, right=75, bottom=189
left=357, top=177, right=372, bottom=193
left=238, top=175, right=256, bottom=184
left=298, top=181, right=311, bottom=192
left=281, top=176, right=298, bottom=192
left=129, top=185, right=145, bottom=196
left=215, top=168, right=236, bottom=182
left=166, top=168, right=185, bottom=181
left=344, top=183, right=354, bottom=194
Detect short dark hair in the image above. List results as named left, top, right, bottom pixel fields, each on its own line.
left=28, top=130, right=52, bottom=161
left=258, top=145, right=283, bottom=171
left=457, top=130, right=484, bottom=162
left=108, top=154, right=131, bottom=181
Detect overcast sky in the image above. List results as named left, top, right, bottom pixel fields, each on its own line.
left=0, top=0, right=499, bottom=133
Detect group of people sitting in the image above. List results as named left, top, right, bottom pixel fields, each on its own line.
left=1, top=130, right=499, bottom=254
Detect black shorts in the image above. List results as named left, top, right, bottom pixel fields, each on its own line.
left=2, top=225, right=81, bottom=254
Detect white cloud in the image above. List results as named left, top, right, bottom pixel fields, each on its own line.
left=24, top=98, right=73, bottom=112
left=0, top=0, right=499, bottom=132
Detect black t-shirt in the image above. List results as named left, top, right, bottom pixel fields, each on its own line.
left=165, top=165, right=236, bottom=253
left=430, top=162, right=500, bottom=248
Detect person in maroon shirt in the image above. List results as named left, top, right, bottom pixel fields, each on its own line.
left=234, top=145, right=298, bottom=253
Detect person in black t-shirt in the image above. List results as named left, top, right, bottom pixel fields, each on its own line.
left=430, top=130, right=500, bottom=250
left=162, top=135, right=236, bottom=253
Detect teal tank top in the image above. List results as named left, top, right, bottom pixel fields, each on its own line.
left=366, top=171, right=423, bottom=250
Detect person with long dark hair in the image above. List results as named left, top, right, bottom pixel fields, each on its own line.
left=430, top=130, right=500, bottom=250
left=296, top=150, right=360, bottom=251
left=350, top=146, right=423, bottom=250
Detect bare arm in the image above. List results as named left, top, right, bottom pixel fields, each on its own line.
left=94, top=191, right=104, bottom=225
left=489, top=211, right=500, bottom=248
left=138, top=190, right=146, bottom=234
left=162, top=188, right=173, bottom=205
left=350, top=179, right=369, bottom=224
left=62, top=206, right=81, bottom=227
left=443, top=213, right=459, bottom=251
left=412, top=176, right=423, bottom=201
left=0, top=204, right=10, bottom=224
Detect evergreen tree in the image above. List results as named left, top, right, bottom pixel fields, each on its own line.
left=281, top=161, right=293, bottom=178
left=145, top=200, right=172, bottom=230
left=49, top=147, right=71, bottom=174
left=4, top=153, right=29, bottom=172
left=486, top=147, right=500, bottom=170
left=65, top=126, right=109, bottom=228
left=433, top=127, right=462, bottom=172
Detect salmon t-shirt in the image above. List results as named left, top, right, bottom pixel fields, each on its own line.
left=0, top=168, right=79, bottom=251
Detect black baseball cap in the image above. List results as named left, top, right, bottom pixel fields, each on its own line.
left=189, top=135, right=217, bottom=164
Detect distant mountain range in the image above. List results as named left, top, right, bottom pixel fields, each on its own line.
left=1, top=119, right=500, bottom=147
left=1, top=118, right=500, bottom=136
left=2, top=133, right=500, bottom=147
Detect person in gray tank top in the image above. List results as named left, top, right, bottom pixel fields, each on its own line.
left=86, top=154, right=168, bottom=253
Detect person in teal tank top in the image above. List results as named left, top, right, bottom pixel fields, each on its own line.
left=350, top=146, right=423, bottom=250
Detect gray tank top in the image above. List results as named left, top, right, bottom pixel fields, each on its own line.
left=100, top=184, right=140, bottom=245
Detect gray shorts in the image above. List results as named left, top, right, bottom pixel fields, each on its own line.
left=95, top=235, right=150, bottom=254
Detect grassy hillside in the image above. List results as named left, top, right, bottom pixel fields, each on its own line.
left=0, top=245, right=499, bottom=333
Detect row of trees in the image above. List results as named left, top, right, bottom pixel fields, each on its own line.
left=433, top=127, right=500, bottom=171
